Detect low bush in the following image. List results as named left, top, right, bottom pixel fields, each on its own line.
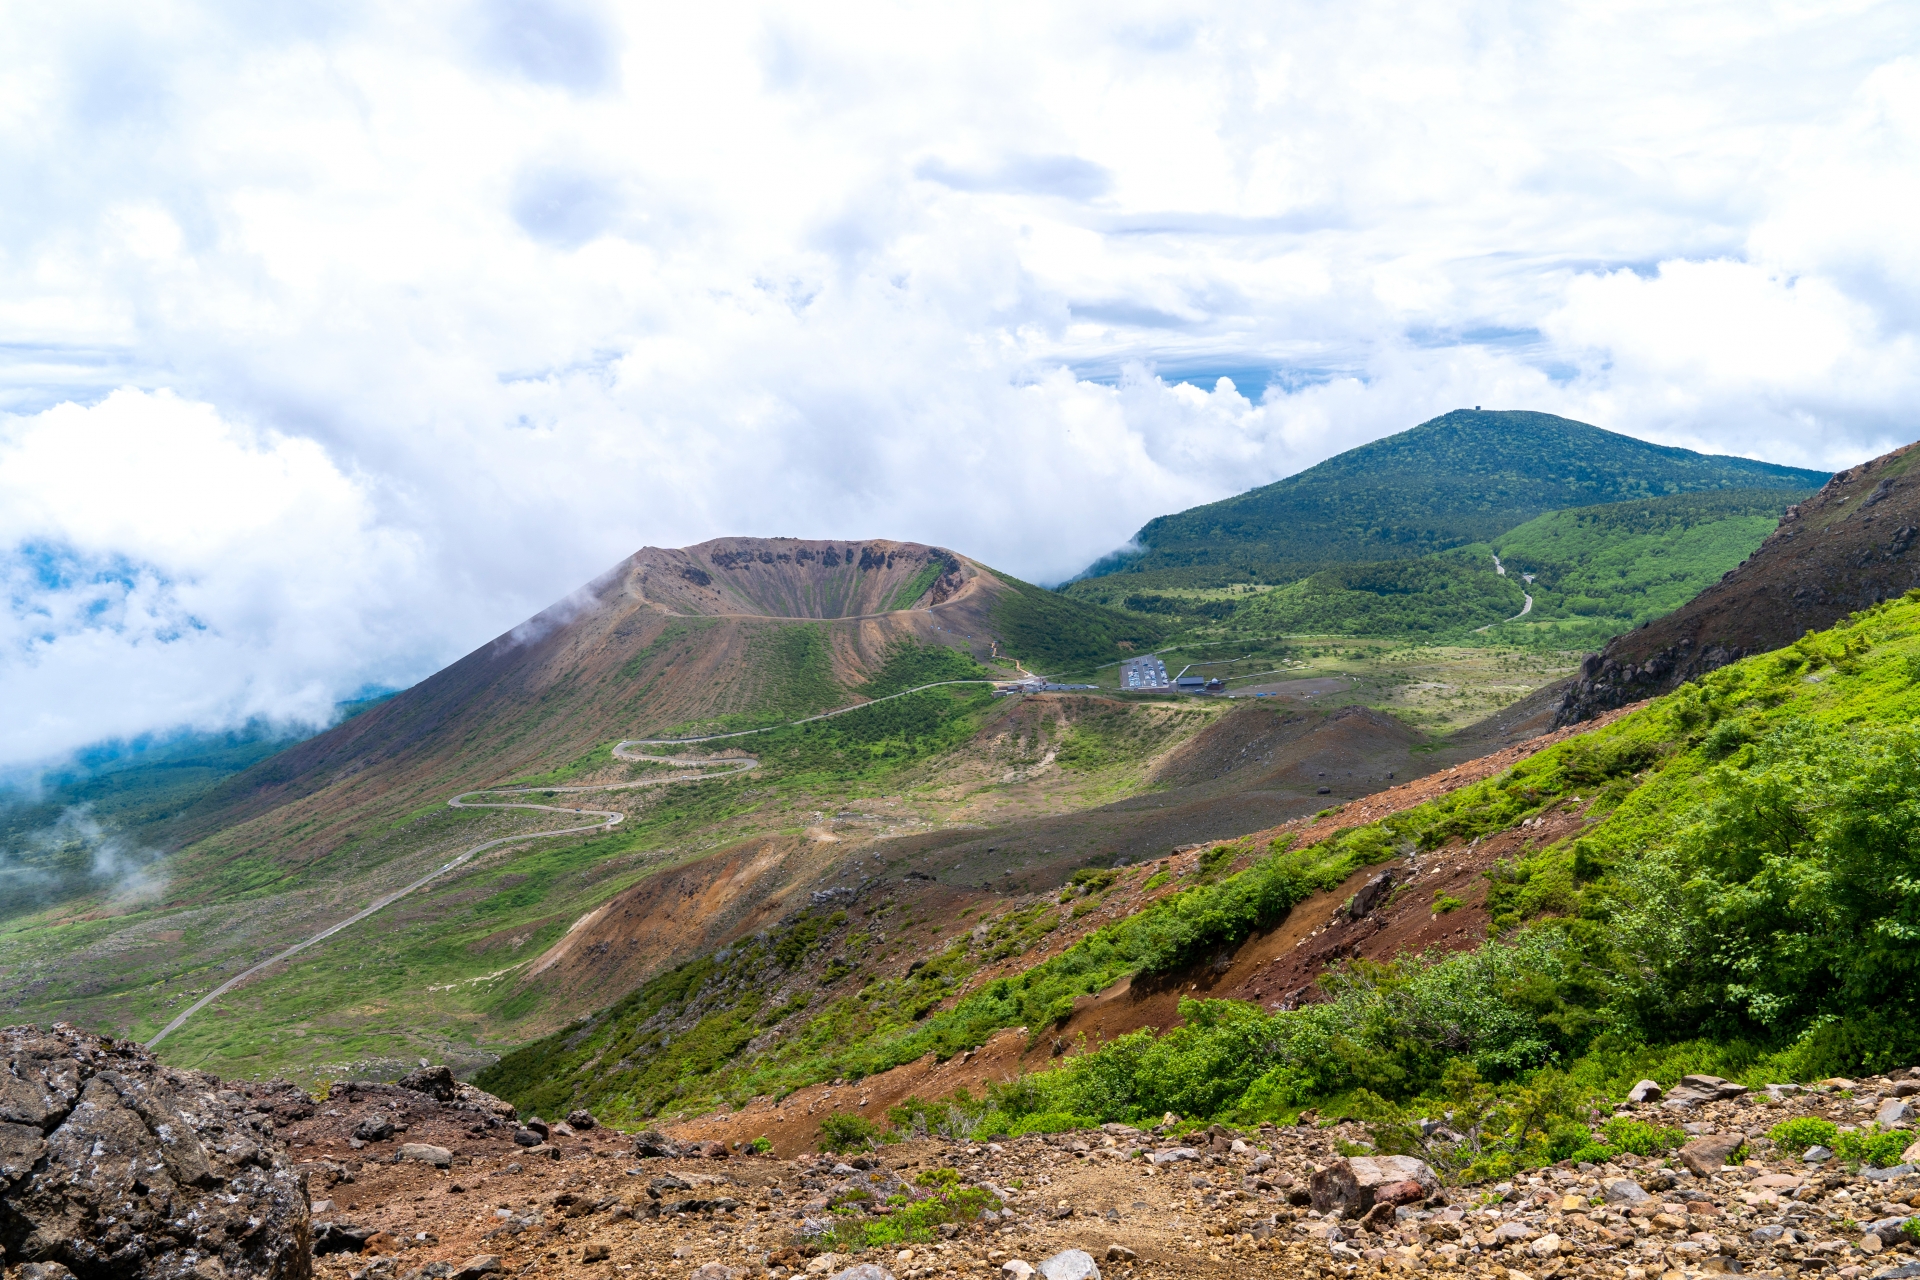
left=813, top=1166, right=1002, bottom=1251
left=1833, top=1124, right=1910, bottom=1168
left=1767, top=1116, right=1839, bottom=1153
left=1600, top=1116, right=1686, bottom=1157
left=819, top=1113, right=884, bottom=1153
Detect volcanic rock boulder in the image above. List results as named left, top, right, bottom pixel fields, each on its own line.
left=1309, top=1155, right=1440, bottom=1220
left=0, top=1023, right=312, bottom=1279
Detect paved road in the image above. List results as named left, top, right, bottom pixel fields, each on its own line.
left=145, top=750, right=758, bottom=1048
left=145, top=671, right=1031, bottom=1049
left=1477, top=555, right=1533, bottom=631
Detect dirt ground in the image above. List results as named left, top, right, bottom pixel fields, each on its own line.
left=300, top=1071, right=1920, bottom=1280
left=302, top=1095, right=1355, bottom=1280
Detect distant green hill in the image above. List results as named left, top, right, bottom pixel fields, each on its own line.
left=1068, top=409, right=1828, bottom=595
left=1194, top=488, right=1807, bottom=645
left=1222, top=547, right=1523, bottom=639
left=1488, top=489, right=1807, bottom=644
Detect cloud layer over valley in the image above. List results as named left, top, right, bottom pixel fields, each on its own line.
left=3, top=1, right=1919, bottom=764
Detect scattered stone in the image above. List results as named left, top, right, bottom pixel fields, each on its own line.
left=450, top=1257, right=502, bottom=1280
left=1603, top=1177, right=1649, bottom=1203
left=633, top=1129, right=679, bottom=1157
left=1358, top=1200, right=1398, bottom=1232
left=690, top=1263, right=742, bottom=1280
left=353, top=1114, right=396, bottom=1142
left=567, top=1108, right=597, bottom=1129
left=1001, top=1263, right=1034, bottom=1280
left=397, top=1064, right=457, bottom=1101
left=1806, top=1144, right=1836, bottom=1162
left=1678, top=1133, right=1746, bottom=1176
left=1103, top=1245, right=1136, bottom=1262
left=397, top=1142, right=454, bottom=1167
left=1147, top=1147, right=1200, bottom=1165
left=826, top=1266, right=894, bottom=1280
left=1529, top=1232, right=1564, bottom=1259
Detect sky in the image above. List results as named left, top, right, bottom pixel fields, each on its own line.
left=3, top=0, right=1919, bottom=767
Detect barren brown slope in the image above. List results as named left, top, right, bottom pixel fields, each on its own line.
left=154, top=539, right=1005, bottom=861
left=1558, top=438, right=1920, bottom=722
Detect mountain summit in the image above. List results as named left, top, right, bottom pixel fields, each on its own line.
left=1079, top=408, right=1829, bottom=584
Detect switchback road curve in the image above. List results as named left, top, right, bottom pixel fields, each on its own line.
left=145, top=674, right=1026, bottom=1048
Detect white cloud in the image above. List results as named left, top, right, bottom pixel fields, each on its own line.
left=0, top=1, right=1917, bottom=764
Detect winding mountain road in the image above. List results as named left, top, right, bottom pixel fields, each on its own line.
left=1477, top=555, right=1533, bottom=632
left=145, top=674, right=1032, bottom=1049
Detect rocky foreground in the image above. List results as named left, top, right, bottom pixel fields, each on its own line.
left=9, top=1026, right=1920, bottom=1280
left=284, top=1069, right=1920, bottom=1280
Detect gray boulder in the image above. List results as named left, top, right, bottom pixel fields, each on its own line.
left=1626, top=1079, right=1662, bottom=1103
left=1037, top=1250, right=1102, bottom=1280
left=351, top=1113, right=394, bottom=1142
left=1678, top=1133, right=1745, bottom=1176
left=396, top=1064, right=457, bottom=1101
left=1878, top=1098, right=1915, bottom=1128
left=0, top=1022, right=312, bottom=1279
left=827, top=1267, right=896, bottom=1280
left=1602, top=1178, right=1648, bottom=1204
left=1147, top=1146, right=1200, bottom=1165
left=397, top=1142, right=453, bottom=1167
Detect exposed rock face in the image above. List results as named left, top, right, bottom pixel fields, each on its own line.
left=0, top=1023, right=311, bottom=1279
left=1557, top=442, right=1920, bottom=724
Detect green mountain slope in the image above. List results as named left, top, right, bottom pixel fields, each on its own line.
left=1069, top=408, right=1827, bottom=592
left=1195, top=488, right=1806, bottom=646
left=1486, top=488, right=1808, bottom=644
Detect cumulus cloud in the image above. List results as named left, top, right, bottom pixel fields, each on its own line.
left=0, top=1, right=1916, bottom=765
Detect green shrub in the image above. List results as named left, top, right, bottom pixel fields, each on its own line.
left=818, top=1180, right=1001, bottom=1250
left=1767, top=1116, right=1838, bottom=1153
left=1142, top=871, right=1172, bottom=892
left=747, top=1136, right=773, bottom=1154
left=1433, top=893, right=1463, bottom=914
left=818, top=1113, right=883, bottom=1153
left=1833, top=1124, right=1910, bottom=1168
left=1003, top=1111, right=1097, bottom=1137
left=1601, top=1116, right=1686, bottom=1156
